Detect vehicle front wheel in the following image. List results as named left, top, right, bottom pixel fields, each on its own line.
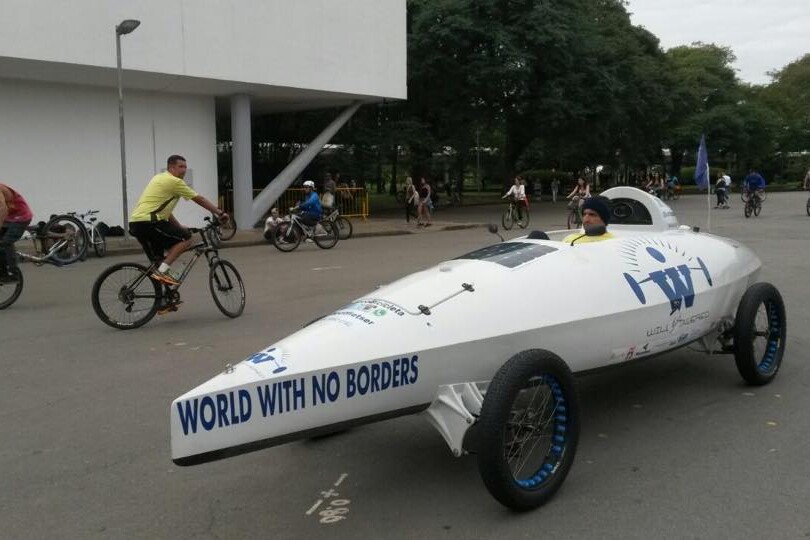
left=733, top=283, right=786, bottom=385
left=477, top=349, right=580, bottom=511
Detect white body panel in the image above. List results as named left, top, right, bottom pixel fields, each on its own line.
left=171, top=189, right=761, bottom=463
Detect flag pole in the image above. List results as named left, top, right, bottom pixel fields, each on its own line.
left=706, top=162, right=711, bottom=232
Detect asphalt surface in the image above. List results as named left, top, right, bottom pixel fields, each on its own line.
left=2, top=192, right=809, bottom=539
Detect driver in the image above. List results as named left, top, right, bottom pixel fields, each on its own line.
left=563, top=196, right=614, bottom=245
left=292, top=180, right=322, bottom=226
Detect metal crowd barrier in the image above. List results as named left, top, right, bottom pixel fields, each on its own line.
left=219, top=187, right=368, bottom=221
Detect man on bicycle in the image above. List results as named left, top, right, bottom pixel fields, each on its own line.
left=0, top=183, right=33, bottom=283
left=743, top=169, right=766, bottom=202
left=292, top=180, right=322, bottom=227
left=129, top=155, right=227, bottom=286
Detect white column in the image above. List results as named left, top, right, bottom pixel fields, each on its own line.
left=230, top=94, right=253, bottom=229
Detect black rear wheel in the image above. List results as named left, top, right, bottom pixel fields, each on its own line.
left=477, top=349, right=579, bottom=511
left=209, top=260, right=245, bottom=318
left=45, top=214, right=88, bottom=265
left=733, top=283, right=786, bottom=385
left=91, top=262, right=161, bottom=329
left=0, top=267, right=24, bottom=310
left=314, top=221, right=339, bottom=249
left=335, top=216, right=353, bottom=240
left=806, top=197, right=810, bottom=217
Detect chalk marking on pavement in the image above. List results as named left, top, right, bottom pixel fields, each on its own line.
left=305, top=499, right=323, bottom=515
left=334, top=473, right=348, bottom=487
left=312, top=266, right=343, bottom=271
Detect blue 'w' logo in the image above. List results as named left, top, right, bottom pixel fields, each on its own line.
left=623, top=247, right=712, bottom=315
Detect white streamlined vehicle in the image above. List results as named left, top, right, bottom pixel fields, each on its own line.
left=170, top=187, right=786, bottom=511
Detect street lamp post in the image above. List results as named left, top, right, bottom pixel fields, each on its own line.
left=115, top=19, right=140, bottom=240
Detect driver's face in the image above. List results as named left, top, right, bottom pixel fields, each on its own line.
left=582, top=209, right=604, bottom=228
left=168, top=160, right=188, bottom=179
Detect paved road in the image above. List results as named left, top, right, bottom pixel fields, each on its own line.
left=2, top=192, right=809, bottom=538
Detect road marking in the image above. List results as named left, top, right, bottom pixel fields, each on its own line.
left=312, top=266, right=343, bottom=271
left=305, top=500, right=323, bottom=515
left=334, top=473, right=348, bottom=487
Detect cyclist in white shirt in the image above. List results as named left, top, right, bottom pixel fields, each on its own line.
left=502, top=176, right=527, bottom=221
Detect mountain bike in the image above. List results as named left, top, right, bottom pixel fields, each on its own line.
left=70, top=210, right=107, bottom=257
left=91, top=217, right=245, bottom=329
left=742, top=189, right=764, bottom=218
left=0, top=214, right=86, bottom=309
left=271, top=210, right=339, bottom=252
left=501, top=200, right=529, bottom=230
left=323, top=206, right=353, bottom=240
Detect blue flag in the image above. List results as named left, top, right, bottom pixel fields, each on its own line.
left=694, top=134, right=709, bottom=190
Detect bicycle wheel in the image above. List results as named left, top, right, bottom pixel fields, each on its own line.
left=45, top=214, right=88, bottom=265
left=91, top=262, right=161, bottom=329
left=567, top=210, right=581, bottom=229
left=753, top=200, right=761, bottom=216
left=744, top=201, right=752, bottom=218
left=314, top=220, right=339, bottom=249
left=806, top=197, right=810, bottom=217
left=502, top=208, right=514, bottom=230
left=0, top=268, right=24, bottom=310
left=272, top=222, right=302, bottom=252
left=93, top=229, right=107, bottom=257
left=209, top=260, right=245, bottom=318
left=335, top=216, right=353, bottom=240
left=216, top=218, right=237, bottom=241
left=517, top=207, right=530, bottom=229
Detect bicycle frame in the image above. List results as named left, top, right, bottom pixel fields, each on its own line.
left=16, top=232, right=74, bottom=265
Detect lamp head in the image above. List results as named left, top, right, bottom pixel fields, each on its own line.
left=116, top=19, right=141, bottom=35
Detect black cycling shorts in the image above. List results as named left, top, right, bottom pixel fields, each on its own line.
left=129, top=220, right=191, bottom=262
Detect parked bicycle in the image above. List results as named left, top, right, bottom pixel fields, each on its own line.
left=271, top=210, right=339, bottom=252
left=501, top=200, right=529, bottom=230
left=742, top=189, right=765, bottom=218
left=70, top=209, right=107, bottom=258
left=0, top=214, right=87, bottom=309
left=91, top=217, right=245, bottom=329
left=323, top=206, right=353, bottom=240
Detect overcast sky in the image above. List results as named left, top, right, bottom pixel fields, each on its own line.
left=625, top=0, right=809, bottom=85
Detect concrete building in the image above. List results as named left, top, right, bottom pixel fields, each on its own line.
left=0, top=0, right=406, bottom=228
